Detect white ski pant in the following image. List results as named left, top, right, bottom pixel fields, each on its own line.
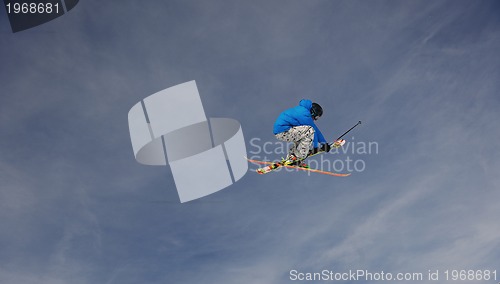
left=275, top=125, right=314, bottom=160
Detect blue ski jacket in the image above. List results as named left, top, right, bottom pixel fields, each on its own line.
left=273, top=99, right=327, bottom=148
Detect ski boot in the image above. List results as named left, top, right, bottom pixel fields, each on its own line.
left=282, top=154, right=299, bottom=166
left=282, top=154, right=309, bottom=168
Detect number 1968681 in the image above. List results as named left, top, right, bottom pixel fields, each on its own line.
left=6, top=2, right=60, bottom=14
left=444, top=270, right=497, bottom=281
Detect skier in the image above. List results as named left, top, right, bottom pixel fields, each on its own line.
left=273, top=99, right=332, bottom=166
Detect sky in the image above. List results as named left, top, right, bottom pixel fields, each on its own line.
left=1, top=0, right=500, bottom=283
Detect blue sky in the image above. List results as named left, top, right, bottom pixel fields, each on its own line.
left=1, top=0, right=499, bottom=283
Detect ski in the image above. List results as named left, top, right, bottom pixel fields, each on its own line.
left=246, top=158, right=351, bottom=177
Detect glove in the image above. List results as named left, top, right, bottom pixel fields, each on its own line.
left=332, top=139, right=346, bottom=148
left=320, top=143, right=331, bottom=153
left=308, top=143, right=333, bottom=156
left=308, top=147, right=321, bottom=156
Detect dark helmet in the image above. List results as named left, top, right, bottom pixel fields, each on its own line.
left=311, top=102, right=323, bottom=120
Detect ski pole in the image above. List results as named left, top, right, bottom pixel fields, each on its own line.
left=331, top=120, right=362, bottom=145
left=309, top=121, right=362, bottom=157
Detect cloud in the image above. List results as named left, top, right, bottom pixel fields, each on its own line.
left=1, top=1, right=499, bottom=283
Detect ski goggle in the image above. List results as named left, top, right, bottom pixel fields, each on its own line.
left=313, top=115, right=320, bottom=120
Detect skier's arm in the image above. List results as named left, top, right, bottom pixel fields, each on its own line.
left=315, top=126, right=327, bottom=144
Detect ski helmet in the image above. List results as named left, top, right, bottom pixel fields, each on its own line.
left=311, top=102, right=323, bottom=120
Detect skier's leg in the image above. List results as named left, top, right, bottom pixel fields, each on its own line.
left=275, top=132, right=293, bottom=158
left=275, top=126, right=314, bottom=164
left=287, top=142, right=299, bottom=158
left=292, top=126, right=314, bottom=160
left=275, top=129, right=298, bottom=161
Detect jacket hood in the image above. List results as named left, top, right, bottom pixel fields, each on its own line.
left=299, top=99, right=312, bottom=110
